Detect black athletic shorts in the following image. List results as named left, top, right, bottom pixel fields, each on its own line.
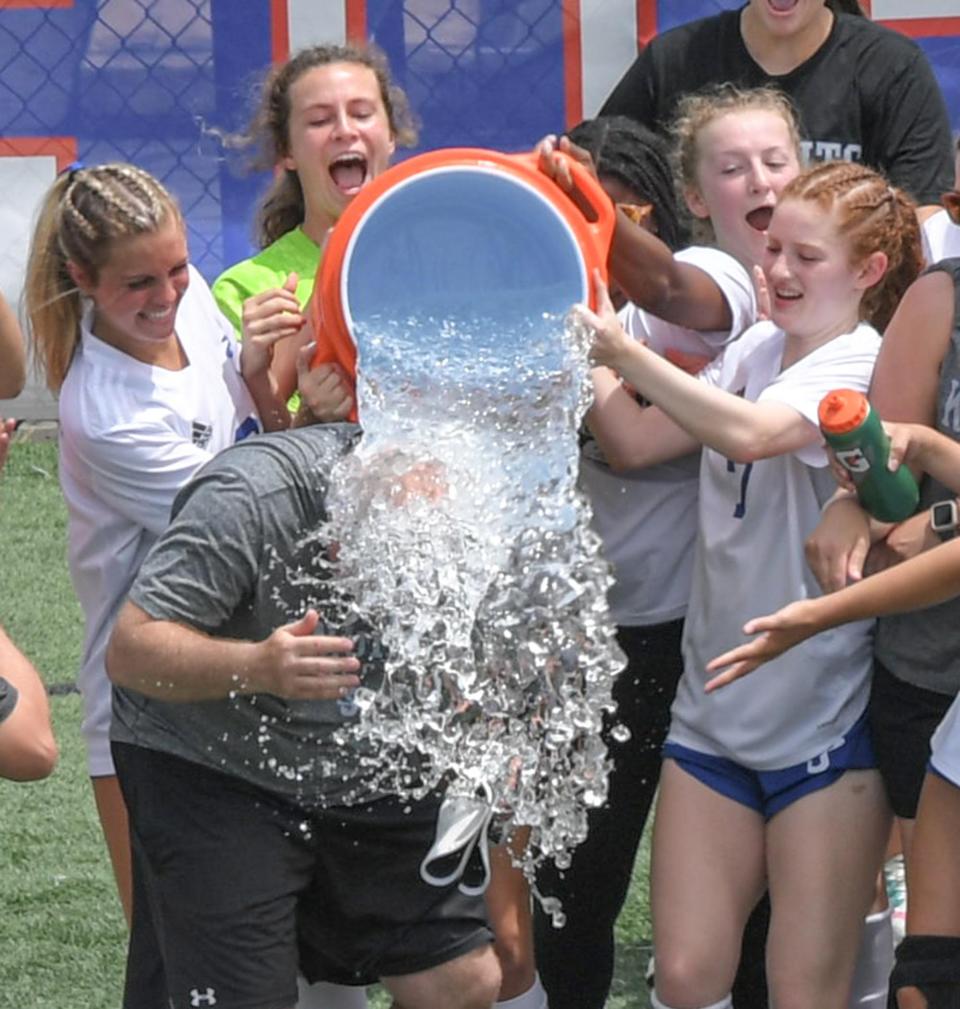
left=114, top=742, right=493, bottom=1009
left=869, top=658, right=955, bottom=819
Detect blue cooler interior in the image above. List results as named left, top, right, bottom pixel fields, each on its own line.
left=341, top=165, right=589, bottom=405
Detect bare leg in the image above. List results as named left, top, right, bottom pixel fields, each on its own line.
left=895, top=773, right=960, bottom=1009
left=92, top=773, right=132, bottom=923
left=766, top=770, right=889, bottom=1009
left=651, top=760, right=766, bottom=1007
left=382, top=944, right=501, bottom=1009
left=486, top=833, right=537, bottom=1000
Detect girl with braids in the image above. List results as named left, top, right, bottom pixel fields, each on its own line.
left=24, top=162, right=273, bottom=928
left=212, top=42, right=417, bottom=422
left=578, top=159, right=922, bottom=1009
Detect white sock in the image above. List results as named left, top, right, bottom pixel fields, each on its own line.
left=296, top=977, right=369, bottom=1009
left=495, top=974, right=548, bottom=1009
left=848, top=908, right=894, bottom=1008
left=650, top=992, right=732, bottom=1009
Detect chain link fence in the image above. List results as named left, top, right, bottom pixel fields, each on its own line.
left=1, top=0, right=957, bottom=420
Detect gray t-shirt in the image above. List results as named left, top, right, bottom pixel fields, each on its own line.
left=874, top=258, right=960, bottom=695
left=0, top=676, right=18, bottom=724
left=111, top=424, right=386, bottom=803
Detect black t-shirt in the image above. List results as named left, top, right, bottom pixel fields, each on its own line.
left=601, top=7, right=953, bottom=206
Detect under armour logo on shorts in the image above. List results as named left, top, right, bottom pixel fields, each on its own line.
left=189, top=988, right=217, bottom=1007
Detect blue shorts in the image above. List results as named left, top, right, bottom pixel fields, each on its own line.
left=663, top=710, right=875, bottom=820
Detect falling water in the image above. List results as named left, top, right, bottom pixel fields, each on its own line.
left=307, top=305, right=626, bottom=898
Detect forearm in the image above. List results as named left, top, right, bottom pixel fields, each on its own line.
left=587, top=367, right=697, bottom=470
left=107, top=603, right=266, bottom=702
left=0, top=627, right=57, bottom=780
left=609, top=213, right=732, bottom=332
left=244, top=371, right=291, bottom=432
left=608, top=341, right=793, bottom=463
left=811, top=539, right=960, bottom=628
left=913, top=427, right=960, bottom=495
left=0, top=294, right=26, bottom=399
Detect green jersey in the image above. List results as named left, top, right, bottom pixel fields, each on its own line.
left=213, top=228, right=322, bottom=413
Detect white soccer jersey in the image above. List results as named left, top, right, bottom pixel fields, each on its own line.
left=922, top=210, right=960, bottom=267
left=618, top=246, right=756, bottom=360
left=583, top=246, right=757, bottom=626
left=59, top=265, right=260, bottom=775
left=669, top=320, right=881, bottom=770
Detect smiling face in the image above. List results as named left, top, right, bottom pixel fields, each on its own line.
left=70, top=217, right=190, bottom=363
left=761, top=196, right=886, bottom=340
left=281, top=62, right=396, bottom=238
left=746, top=0, right=830, bottom=38
left=685, top=108, right=801, bottom=269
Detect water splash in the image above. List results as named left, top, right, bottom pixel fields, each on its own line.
left=311, top=307, right=626, bottom=888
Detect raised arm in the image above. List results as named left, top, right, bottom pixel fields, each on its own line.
left=586, top=366, right=701, bottom=470
left=0, top=626, right=57, bottom=781
left=584, top=279, right=814, bottom=464
left=537, top=135, right=733, bottom=331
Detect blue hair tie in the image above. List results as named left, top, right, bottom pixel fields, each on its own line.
left=62, top=160, right=85, bottom=181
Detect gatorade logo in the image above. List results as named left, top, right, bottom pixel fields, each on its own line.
left=835, top=447, right=870, bottom=474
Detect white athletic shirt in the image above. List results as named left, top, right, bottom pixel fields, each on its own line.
left=930, top=691, right=960, bottom=787
left=922, top=210, right=960, bottom=266
left=669, top=320, right=880, bottom=770
left=59, top=265, right=261, bottom=776
left=581, top=246, right=756, bottom=626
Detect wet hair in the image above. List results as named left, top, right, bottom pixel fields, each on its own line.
left=671, top=83, right=802, bottom=198
left=779, top=160, right=923, bottom=332
left=241, top=42, right=418, bottom=248
left=24, top=163, right=181, bottom=391
left=567, top=116, right=689, bottom=252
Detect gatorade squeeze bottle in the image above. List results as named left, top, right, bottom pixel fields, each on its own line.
left=818, top=389, right=919, bottom=522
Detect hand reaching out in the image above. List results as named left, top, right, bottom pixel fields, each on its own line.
left=704, top=600, right=820, bottom=692
left=0, top=417, right=15, bottom=472
left=577, top=271, right=634, bottom=371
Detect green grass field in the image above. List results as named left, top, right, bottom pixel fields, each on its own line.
left=0, top=438, right=653, bottom=1008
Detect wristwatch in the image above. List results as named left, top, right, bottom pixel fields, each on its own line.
left=931, top=499, right=960, bottom=541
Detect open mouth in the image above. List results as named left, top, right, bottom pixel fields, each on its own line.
left=774, top=288, right=802, bottom=303
left=330, top=153, right=368, bottom=196
left=746, top=206, right=774, bottom=231
left=139, top=307, right=175, bottom=323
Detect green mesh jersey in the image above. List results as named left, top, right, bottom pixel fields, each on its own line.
left=213, top=228, right=322, bottom=413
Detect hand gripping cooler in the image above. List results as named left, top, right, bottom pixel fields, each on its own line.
left=310, top=148, right=615, bottom=421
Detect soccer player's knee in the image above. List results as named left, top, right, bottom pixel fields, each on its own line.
left=891, top=935, right=960, bottom=1009
left=459, top=946, right=503, bottom=1009
left=650, top=989, right=732, bottom=1009
left=650, top=948, right=732, bottom=1009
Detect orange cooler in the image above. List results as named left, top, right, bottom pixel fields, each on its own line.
left=310, top=148, right=615, bottom=420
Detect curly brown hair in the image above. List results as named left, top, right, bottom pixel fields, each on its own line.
left=240, top=43, right=418, bottom=248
